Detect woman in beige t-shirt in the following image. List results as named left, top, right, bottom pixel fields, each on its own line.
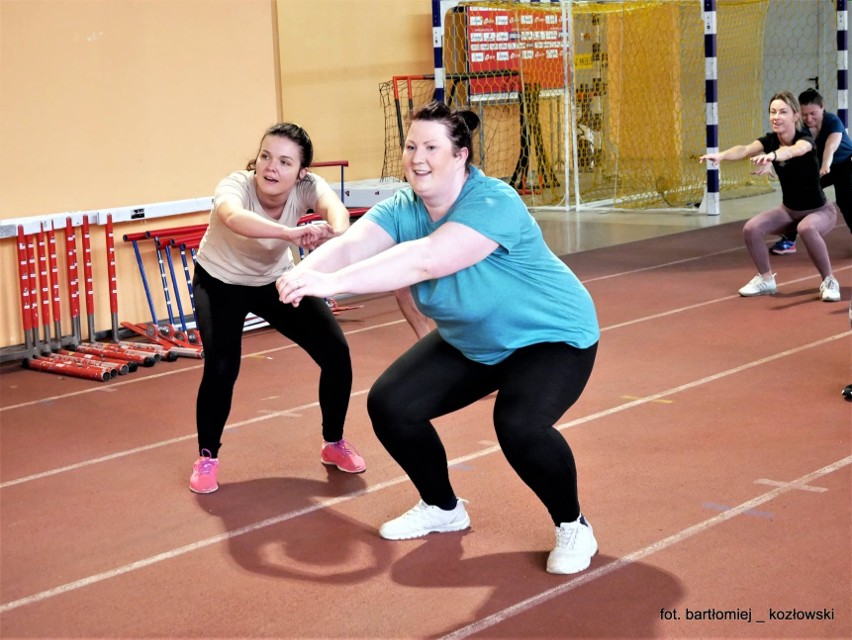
left=189, top=123, right=366, bottom=494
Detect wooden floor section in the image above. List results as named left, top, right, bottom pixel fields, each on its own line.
left=1, top=221, right=850, bottom=639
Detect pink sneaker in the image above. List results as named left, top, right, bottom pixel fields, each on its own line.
left=189, top=449, right=219, bottom=493
left=321, top=439, right=366, bottom=473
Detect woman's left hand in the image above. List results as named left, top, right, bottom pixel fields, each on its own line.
left=291, top=222, right=334, bottom=250
left=276, top=268, right=334, bottom=307
left=301, top=225, right=340, bottom=252
left=751, top=152, right=775, bottom=166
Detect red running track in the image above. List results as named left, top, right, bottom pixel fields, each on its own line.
left=1, top=220, right=849, bottom=638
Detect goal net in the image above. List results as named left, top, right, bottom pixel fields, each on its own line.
left=380, top=0, right=839, bottom=210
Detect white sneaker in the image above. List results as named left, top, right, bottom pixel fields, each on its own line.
left=379, top=499, right=470, bottom=540
left=738, top=273, right=777, bottom=297
left=546, top=515, right=598, bottom=575
left=819, top=276, right=840, bottom=302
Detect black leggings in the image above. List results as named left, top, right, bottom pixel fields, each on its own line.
left=367, top=332, right=597, bottom=525
left=193, top=264, right=352, bottom=457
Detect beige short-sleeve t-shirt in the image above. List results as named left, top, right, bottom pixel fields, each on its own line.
left=196, top=170, right=331, bottom=286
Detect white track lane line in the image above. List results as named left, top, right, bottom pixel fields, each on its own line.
left=599, top=264, right=851, bottom=332
left=0, top=471, right=411, bottom=615
left=1, top=323, right=848, bottom=490
left=0, top=319, right=406, bottom=413
left=582, top=245, right=744, bottom=283
left=0, top=391, right=369, bottom=489
left=3, top=255, right=847, bottom=414
left=438, top=456, right=852, bottom=640
left=0, top=333, right=847, bottom=613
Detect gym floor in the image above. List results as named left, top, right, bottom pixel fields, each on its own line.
left=1, top=188, right=850, bottom=639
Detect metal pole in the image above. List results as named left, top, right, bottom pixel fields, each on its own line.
left=838, top=0, right=848, bottom=129
left=702, top=0, right=720, bottom=216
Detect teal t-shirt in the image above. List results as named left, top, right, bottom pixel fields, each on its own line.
left=365, top=166, right=599, bottom=364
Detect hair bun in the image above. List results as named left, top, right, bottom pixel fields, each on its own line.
left=459, top=110, right=480, bottom=133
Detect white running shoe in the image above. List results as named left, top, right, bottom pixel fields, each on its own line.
left=738, top=273, right=777, bottom=297
left=379, top=499, right=470, bottom=540
left=546, top=514, right=598, bottom=575
left=819, top=275, right=841, bottom=302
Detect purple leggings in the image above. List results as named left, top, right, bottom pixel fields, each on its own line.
left=744, top=202, right=838, bottom=278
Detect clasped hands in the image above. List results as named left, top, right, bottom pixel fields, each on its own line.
left=291, top=222, right=335, bottom=251
left=276, top=267, right=334, bottom=308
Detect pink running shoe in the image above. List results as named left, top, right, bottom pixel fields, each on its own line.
left=189, top=449, right=219, bottom=493
left=321, top=439, right=366, bottom=473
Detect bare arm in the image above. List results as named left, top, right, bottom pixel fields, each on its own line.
left=216, top=196, right=329, bottom=246
left=702, top=138, right=814, bottom=170
left=699, top=140, right=764, bottom=164
left=749, top=138, right=813, bottom=172
left=820, top=132, right=842, bottom=175
left=314, top=190, right=351, bottom=234
left=277, top=221, right=498, bottom=305
left=394, top=287, right=434, bottom=339
left=769, top=138, right=814, bottom=162
left=296, top=218, right=397, bottom=273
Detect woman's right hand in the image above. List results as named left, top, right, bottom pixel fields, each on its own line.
left=276, top=267, right=335, bottom=307
left=750, top=162, right=774, bottom=177
left=288, top=222, right=334, bottom=249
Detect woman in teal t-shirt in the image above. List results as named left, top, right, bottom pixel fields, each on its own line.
left=277, top=102, right=600, bottom=575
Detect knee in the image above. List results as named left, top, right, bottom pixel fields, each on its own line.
left=796, top=219, right=821, bottom=239
left=493, top=419, right=550, bottom=472
left=367, top=383, right=396, bottom=436
left=368, top=378, right=421, bottom=442
left=202, top=357, right=240, bottom=390
left=493, top=410, right=537, bottom=451
left=742, top=219, right=762, bottom=239
left=317, top=336, right=351, bottom=371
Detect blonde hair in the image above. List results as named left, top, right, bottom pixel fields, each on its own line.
left=769, top=91, right=804, bottom=131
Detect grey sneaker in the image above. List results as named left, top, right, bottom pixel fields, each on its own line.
left=379, top=499, right=470, bottom=540
left=546, top=514, right=598, bottom=574
left=819, top=276, right=840, bottom=302
left=738, top=273, right=777, bottom=297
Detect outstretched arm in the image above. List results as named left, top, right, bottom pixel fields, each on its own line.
left=277, top=221, right=498, bottom=306
left=752, top=138, right=814, bottom=165
left=216, top=196, right=329, bottom=246
left=296, top=217, right=397, bottom=273
left=748, top=138, right=814, bottom=176
left=700, top=140, right=764, bottom=164
left=820, top=132, right=842, bottom=176
left=296, top=189, right=352, bottom=251
left=314, top=190, right=351, bottom=235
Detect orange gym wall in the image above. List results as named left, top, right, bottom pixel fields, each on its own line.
left=0, top=0, right=433, bottom=350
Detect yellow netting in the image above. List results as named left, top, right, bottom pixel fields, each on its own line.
left=382, top=0, right=830, bottom=209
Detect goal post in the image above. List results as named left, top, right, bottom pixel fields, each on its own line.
left=380, top=0, right=843, bottom=212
